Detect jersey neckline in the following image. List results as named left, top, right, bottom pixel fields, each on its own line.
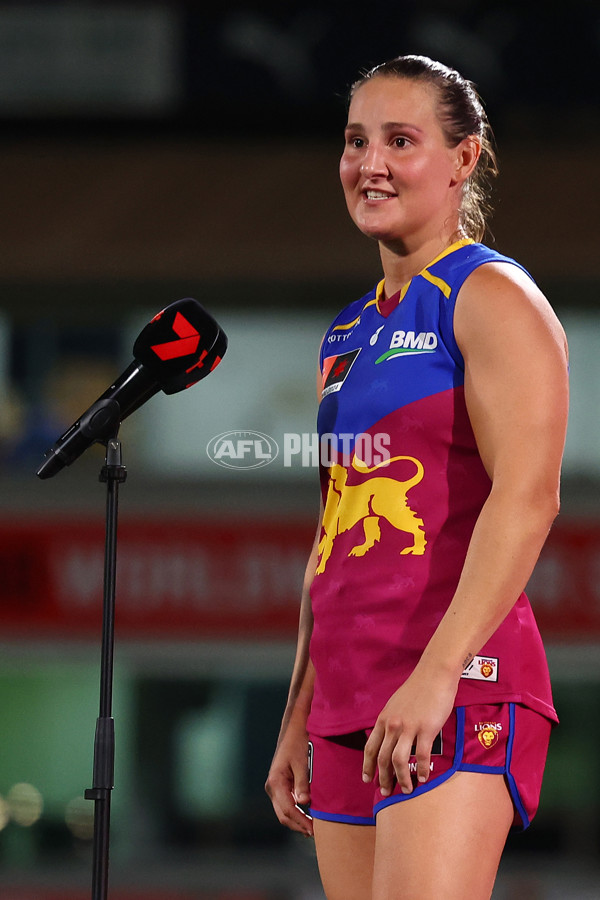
left=374, top=238, right=474, bottom=317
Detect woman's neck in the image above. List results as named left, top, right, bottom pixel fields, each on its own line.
left=378, top=228, right=466, bottom=297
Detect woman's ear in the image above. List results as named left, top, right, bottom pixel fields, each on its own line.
left=452, top=136, right=481, bottom=185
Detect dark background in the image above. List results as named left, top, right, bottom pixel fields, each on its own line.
left=0, top=3, right=598, bottom=899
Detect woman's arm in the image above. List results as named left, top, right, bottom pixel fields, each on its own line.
left=264, top=509, right=321, bottom=835
left=363, top=261, right=569, bottom=796
left=423, top=262, right=568, bottom=673
left=265, top=357, right=325, bottom=835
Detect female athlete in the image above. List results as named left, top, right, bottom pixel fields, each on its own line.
left=265, top=54, right=569, bottom=900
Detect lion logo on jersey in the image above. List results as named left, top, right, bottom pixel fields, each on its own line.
left=315, top=454, right=427, bottom=575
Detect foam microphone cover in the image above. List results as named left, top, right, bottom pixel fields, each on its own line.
left=133, top=298, right=227, bottom=394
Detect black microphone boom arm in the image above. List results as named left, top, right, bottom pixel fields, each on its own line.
left=36, top=363, right=158, bottom=480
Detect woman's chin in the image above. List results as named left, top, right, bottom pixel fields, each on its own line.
left=355, top=219, right=399, bottom=243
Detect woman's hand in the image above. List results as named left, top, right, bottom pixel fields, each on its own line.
left=265, top=718, right=314, bottom=837
left=362, top=663, right=459, bottom=796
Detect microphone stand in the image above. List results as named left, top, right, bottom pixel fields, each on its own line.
left=84, top=434, right=127, bottom=900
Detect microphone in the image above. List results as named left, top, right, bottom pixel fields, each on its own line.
left=36, top=298, right=227, bottom=479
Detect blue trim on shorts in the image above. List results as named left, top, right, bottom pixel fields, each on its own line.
left=456, top=702, right=529, bottom=830
left=504, top=702, right=530, bottom=829
left=459, top=764, right=505, bottom=774
left=309, top=808, right=375, bottom=826
left=311, top=704, right=532, bottom=829
left=373, top=707, right=467, bottom=818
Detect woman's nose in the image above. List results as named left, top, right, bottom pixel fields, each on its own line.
left=359, top=144, right=388, bottom=177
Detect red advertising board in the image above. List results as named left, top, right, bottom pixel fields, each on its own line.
left=0, top=516, right=314, bottom=640
left=525, top=517, right=600, bottom=638
left=0, top=515, right=598, bottom=641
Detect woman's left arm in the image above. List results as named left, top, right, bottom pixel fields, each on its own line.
left=363, top=262, right=569, bottom=796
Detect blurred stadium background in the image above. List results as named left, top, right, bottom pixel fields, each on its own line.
left=0, top=2, right=599, bottom=898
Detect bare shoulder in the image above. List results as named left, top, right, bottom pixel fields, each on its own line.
left=454, top=261, right=568, bottom=482
left=454, top=261, right=568, bottom=361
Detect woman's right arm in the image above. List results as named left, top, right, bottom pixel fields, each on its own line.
left=264, top=507, right=322, bottom=836
left=265, top=349, right=325, bottom=836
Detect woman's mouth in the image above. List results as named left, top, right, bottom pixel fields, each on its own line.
left=365, top=190, right=394, bottom=200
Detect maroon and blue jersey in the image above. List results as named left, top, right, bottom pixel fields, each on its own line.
left=307, top=239, right=557, bottom=736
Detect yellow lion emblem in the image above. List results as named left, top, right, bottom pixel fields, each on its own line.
left=316, top=454, right=427, bottom=575
left=477, top=726, right=499, bottom=749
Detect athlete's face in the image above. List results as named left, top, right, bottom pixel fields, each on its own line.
left=339, top=77, right=469, bottom=247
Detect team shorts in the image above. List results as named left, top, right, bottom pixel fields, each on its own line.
left=308, top=703, right=551, bottom=830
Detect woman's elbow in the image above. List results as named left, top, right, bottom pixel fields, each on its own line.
left=523, top=481, right=561, bottom=533
left=491, top=477, right=561, bottom=531
left=542, top=486, right=561, bottom=525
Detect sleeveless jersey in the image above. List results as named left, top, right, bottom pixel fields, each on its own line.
left=307, top=239, right=557, bottom=736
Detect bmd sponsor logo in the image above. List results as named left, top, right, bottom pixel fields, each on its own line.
left=206, top=431, right=279, bottom=469
left=376, top=330, right=438, bottom=363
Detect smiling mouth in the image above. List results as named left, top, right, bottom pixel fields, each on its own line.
left=365, top=190, right=394, bottom=200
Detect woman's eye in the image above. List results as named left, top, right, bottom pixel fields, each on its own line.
left=394, top=136, right=410, bottom=148
left=350, top=137, right=365, bottom=148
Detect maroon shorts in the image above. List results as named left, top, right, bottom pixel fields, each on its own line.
left=308, top=703, right=551, bottom=830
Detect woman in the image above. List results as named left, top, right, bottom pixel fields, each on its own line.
left=265, top=55, right=568, bottom=900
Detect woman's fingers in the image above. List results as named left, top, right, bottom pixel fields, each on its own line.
left=363, top=721, right=435, bottom=796
left=414, top=736, right=434, bottom=785
left=362, top=721, right=384, bottom=783
left=265, top=757, right=313, bottom=837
